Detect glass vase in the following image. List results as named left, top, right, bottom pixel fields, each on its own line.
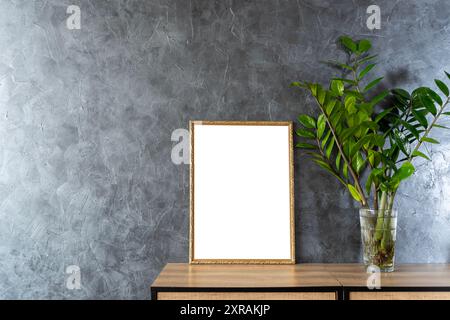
left=359, top=208, right=398, bottom=272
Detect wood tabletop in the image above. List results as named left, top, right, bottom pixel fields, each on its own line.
left=152, top=263, right=450, bottom=289
left=151, top=263, right=340, bottom=288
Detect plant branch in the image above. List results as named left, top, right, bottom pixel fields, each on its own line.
left=315, top=137, right=347, bottom=187
left=408, top=96, right=450, bottom=162
left=313, top=95, right=369, bottom=207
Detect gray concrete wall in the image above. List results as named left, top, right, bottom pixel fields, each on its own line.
left=0, top=0, right=449, bottom=299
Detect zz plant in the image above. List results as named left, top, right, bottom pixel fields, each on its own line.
left=291, top=36, right=450, bottom=270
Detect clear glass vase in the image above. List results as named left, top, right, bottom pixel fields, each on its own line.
left=359, top=208, right=398, bottom=272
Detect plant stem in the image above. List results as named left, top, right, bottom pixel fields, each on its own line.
left=373, top=186, right=379, bottom=210
left=374, top=191, right=387, bottom=241
left=381, top=191, right=396, bottom=250
left=387, top=190, right=396, bottom=211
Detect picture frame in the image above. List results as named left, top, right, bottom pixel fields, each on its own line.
left=189, top=121, right=295, bottom=264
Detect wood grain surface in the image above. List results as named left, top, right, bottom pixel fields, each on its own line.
left=158, top=291, right=337, bottom=300
left=350, top=291, right=450, bottom=300
left=152, top=263, right=340, bottom=288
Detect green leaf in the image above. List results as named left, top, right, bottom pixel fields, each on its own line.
left=367, top=150, right=381, bottom=167
left=393, top=161, right=415, bottom=182
left=426, top=88, right=443, bottom=106
left=326, top=138, right=335, bottom=159
left=364, top=77, right=383, bottom=92
left=312, top=159, right=330, bottom=170
left=413, top=90, right=437, bottom=115
left=330, top=109, right=343, bottom=128
left=350, top=135, right=371, bottom=158
left=411, top=109, right=428, bottom=128
left=435, top=79, right=449, bottom=96
left=317, top=114, right=326, bottom=139
left=290, top=81, right=306, bottom=88
left=392, top=131, right=409, bottom=156
left=313, top=159, right=346, bottom=186
left=379, top=182, right=389, bottom=192
left=296, top=129, right=315, bottom=139
left=365, top=167, right=383, bottom=194
left=341, top=126, right=359, bottom=140
left=325, top=99, right=337, bottom=115
left=326, top=61, right=353, bottom=71
left=421, top=137, right=440, bottom=144
left=400, top=120, right=419, bottom=140
left=358, top=54, right=378, bottom=64
left=321, top=129, right=331, bottom=149
left=344, top=139, right=354, bottom=158
left=392, top=88, right=411, bottom=100
left=445, top=71, right=450, bottom=80
left=372, top=167, right=384, bottom=180
left=370, top=134, right=385, bottom=147
left=296, top=142, right=317, bottom=149
left=388, top=144, right=401, bottom=167
left=344, top=90, right=365, bottom=101
left=298, top=114, right=316, bottom=129
left=317, top=87, right=326, bottom=105
left=358, top=63, right=376, bottom=79
left=360, top=120, right=378, bottom=132
left=331, top=80, right=344, bottom=96
left=332, top=77, right=356, bottom=85
left=443, top=112, right=450, bottom=116
left=306, top=152, right=324, bottom=161
left=365, top=173, right=373, bottom=195
left=357, top=39, right=372, bottom=53
left=344, top=96, right=357, bottom=114
left=353, top=152, right=366, bottom=174
left=347, top=184, right=362, bottom=202
left=339, top=36, right=357, bottom=53
left=359, top=103, right=374, bottom=115
left=343, top=162, right=349, bottom=179
left=309, top=83, right=318, bottom=96
left=421, top=96, right=437, bottom=116
left=369, top=90, right=389, bottom=106
left=412, top=150, right=431, bottom=161
left=336, top=152, right=342, bottom=171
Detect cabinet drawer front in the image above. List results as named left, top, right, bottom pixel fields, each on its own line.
left=157, top=291, right=337, bottom=300
left=350, top=291, right=450, bottom=300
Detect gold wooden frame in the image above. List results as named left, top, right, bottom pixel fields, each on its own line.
left=189, top=121, right=295, bottom=264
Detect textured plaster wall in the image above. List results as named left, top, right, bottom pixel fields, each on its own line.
left=0, top=0, right=449, bottom=299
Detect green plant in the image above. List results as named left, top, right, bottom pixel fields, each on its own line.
left=291, top=36, right=450, bottom=269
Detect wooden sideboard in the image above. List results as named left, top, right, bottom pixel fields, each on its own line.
left=151, top=263, right=450, bottom=300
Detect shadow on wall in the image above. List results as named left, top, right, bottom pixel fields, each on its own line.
left=294, top=154, right=362, bottom=263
